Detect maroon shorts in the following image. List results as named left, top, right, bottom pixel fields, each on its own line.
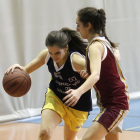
left=93, top=107, right=129, bottom=133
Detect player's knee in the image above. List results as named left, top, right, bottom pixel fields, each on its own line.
left=39, top=129, right=52, bottom=140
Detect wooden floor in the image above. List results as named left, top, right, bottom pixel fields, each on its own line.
left=0, top=123, right=140, bottom=140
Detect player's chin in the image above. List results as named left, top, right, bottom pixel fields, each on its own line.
left=53, top=59, right=59, bottom=63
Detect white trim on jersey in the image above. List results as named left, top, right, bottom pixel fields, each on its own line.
left=70, top=52, right=85, bottom=72
left=45, top=52, right=64, bottom=72
left=45, top=52, right=50, bottom=64
left=45, top=51, right=84, bottom=72
left=53, top=61, right=64, bottom=72
left=88, top=37, right=113, bottom=61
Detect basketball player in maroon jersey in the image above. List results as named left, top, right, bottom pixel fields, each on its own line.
left=63, top=7, right=129, bottom=140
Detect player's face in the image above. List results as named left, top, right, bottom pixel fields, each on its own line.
left=47, top=45, right=68, bottom=63
left=76, top=16, right=89, bottom=39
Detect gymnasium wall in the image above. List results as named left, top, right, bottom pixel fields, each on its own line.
left=0, top=0, right=140, bottom=123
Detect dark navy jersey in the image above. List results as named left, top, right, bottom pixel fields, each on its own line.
left=45, top=51, right=92, bottom=112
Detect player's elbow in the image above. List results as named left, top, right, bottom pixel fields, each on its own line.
left=91, top=72, right=100, bottom=83
left=93, top=72, right=100, bottom=83
left=95, top=73, right=100, bottom=82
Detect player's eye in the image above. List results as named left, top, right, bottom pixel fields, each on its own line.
left=55, top=52, right=60, bottom=55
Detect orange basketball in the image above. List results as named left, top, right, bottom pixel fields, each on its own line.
left=2, top=68, right=31, bottom=97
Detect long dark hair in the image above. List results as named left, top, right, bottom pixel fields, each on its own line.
left=78, top=7, right=117, bottom=48
left=45, top=27, right=88, bottom=56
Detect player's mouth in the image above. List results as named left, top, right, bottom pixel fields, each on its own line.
left=53, top=59, right=59, bottom=61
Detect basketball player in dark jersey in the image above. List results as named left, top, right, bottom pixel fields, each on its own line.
left=5, top=27, right=93, bottom=140
left=63, top=7, right=129, bottom=140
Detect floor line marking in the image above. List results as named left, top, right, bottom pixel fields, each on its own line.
left=125, top=126, right=140, bottom=130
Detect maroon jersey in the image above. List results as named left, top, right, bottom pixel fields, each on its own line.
left=86, top=38, right=129, bottom=110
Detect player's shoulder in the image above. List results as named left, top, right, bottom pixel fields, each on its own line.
left=91, top=41, right=103, bottom=48
left=70, top=52, right=86, bottom=70
left=89, top=41, right=104, bottom=53
left=71, top=52, right=84, bottom=63
left=38, top=48, right=48, bottom=56
left=40, top=48, right=48, bottom=54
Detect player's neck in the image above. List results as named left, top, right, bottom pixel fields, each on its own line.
left=88, top=33, right=100, bottom=43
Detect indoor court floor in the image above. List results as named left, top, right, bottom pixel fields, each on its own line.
left=0, top=99, right=140, bottom=140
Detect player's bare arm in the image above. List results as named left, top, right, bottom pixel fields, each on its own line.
left=63, top=42, right=104, bottom=107
left=71, top=53, right=89, bottom=79
left=71, top=53, right=86, bottom=71
left=5, top=49, right=48, bottom=75
left=77, top=42, right=104, bottom=95
left=25, top=49, right=48, bottom=74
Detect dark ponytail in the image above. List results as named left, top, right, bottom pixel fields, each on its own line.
left=61, top=27, right=87, bottom=55
left=78, top=7, right=118, bottom=48
left=45, top=27, right=87, bottom=56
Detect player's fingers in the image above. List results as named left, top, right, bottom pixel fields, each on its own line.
left=78, top=70, right=84, bottom=75
left=11, top=65, right=23, bottom=73
left=15, top=66, right=23, bottom=71
left=84, top=73, right=89, bottom=79
left=79, top=71, right=83, bottom=76
left=65, top=89, right=73, bottom=94
left=64, top=95, right=74, bottom=104
left=63, top=94, right=72, bottom=101
left=82, top=72, right=87, bottom=78
left=19, top=66, right=24, bottom=70
left=80, top=70, right=84, bottom=75
left=5, top=68, right=11, bottom=75
left=11, top=67, right=15, bottom=73
left=11, top=67, right=18, bottom=73
left=80, top=71, right=88, bottom=79
left=4, top=64, right=21, bottom=75
left=4, top=70, right=8, bottom=75
left=71, top=100, right=77, bottom=107
left=66, top=99, right=75, bottom=107
left=77, top=70, right=81, bottom=74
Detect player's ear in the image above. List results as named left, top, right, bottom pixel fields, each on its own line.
left=65, top=44, right=69, bottom=51
left=86, top=22, right=92, bottom=30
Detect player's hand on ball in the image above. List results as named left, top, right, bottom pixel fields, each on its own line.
left=78, top=70, right=89, bottom=79
left=5, top=64, right=24, bottom=75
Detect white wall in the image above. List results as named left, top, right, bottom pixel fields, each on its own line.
left=0, top=0, right=140, bottom=123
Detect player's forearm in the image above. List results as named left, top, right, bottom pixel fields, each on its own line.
left=24, top=60, right=44, bottom=74
left=24, top=49, right=47, bottom=74
left=77, top=73, right=99, bottom=95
